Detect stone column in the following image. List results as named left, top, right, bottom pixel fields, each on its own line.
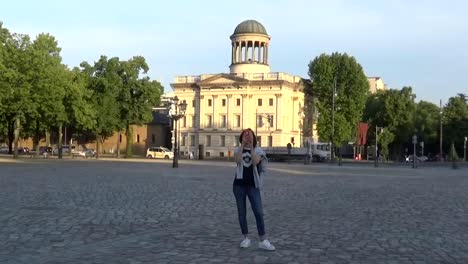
left=200, top=95, right=205, bottom=128
left=212, top=95, right=217, bottom=128
left=292, top=97, right=298, bottom=132
left=237, top=42, right=241, bottom=63
left=275, top=94, right=282, bottom=130
left=231, top=43, right=235, bottom=64
left=251, top=44, right=254, bottom=62
left=262, top=43, right=266, bottom=64
left=227, top=95, right=232, bottom=130
left=240, top=41, right=244, bottom=63
left=241, top=94, right=248, bottom=129
left=244, top=41, right=248, bottom=62
left=257, top=42, right=261, bottom=62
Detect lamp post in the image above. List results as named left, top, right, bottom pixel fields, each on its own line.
left=439, top=99, right=443, bottom=161
left=168, top=96, right=187, bottom=168
left=464, top=136, right=467, bottom=162
left=255, top=111, right=273, bottom=146
left=331, top=78, right=335, bottom=160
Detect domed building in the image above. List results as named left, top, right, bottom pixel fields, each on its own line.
left=171, top=20, right=312, bottom=158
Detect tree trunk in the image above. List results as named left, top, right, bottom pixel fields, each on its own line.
left=116, top=132, right=121, bottom=158
left=33, top=120, right=41, bottom=157
left=125, top=124, right=133, bottom=158
left=45, top=129, right=51, bottom=147
left=96, top=132, right=100, bottom=159
left=58, top=123, right=63, bottom=159
left=13, top=117, right=20, bottom=159
left=7, top=119, right=14, bottom=154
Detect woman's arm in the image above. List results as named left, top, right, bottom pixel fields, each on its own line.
left=234, top=144, right=244, bottom=163
left=251, top=149, right=260, bottom=165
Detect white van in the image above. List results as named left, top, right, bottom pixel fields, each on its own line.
left=146, top=147, right=174, bottom=159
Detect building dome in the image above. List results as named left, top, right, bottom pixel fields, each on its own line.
left=233, top=20, right=268, bottom=35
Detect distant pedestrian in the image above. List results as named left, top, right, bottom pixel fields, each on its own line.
left=233, top=128, right=275, bottom=251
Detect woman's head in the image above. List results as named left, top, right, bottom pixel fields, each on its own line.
left=239, top=128, right=257, bottom=148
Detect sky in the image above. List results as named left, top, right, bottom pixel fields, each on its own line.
left=2, top=0, right=467, bottom=104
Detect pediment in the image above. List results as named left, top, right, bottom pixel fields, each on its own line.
left=199, top=74, right=248, bottom=86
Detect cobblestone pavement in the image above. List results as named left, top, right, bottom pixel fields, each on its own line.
left=1, top=157, right=468, bottom=263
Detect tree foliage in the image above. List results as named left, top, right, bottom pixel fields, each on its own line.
left=307, top=52, right=368, bottom=146
left=1, top=23, right=163, bottom=158
left=443, top=94, right=468, bottom=156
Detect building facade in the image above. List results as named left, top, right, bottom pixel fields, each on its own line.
left=367, top=77, right=387, bottom=93
left=171, top=20, right=308, bottom=158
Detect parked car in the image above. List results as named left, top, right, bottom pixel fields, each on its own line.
left=146, top=147, right=173, bottom=159
left=52, top=145, right=75, bottom=155
left=72, top=148, right=96, bottom=158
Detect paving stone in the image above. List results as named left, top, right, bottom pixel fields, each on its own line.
left=0, top=159, right=467, bottom=263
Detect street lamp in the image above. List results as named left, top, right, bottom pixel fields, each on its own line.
left=464, top=136, right=467, bottom=162
left=331, top=77, right=337, bottom=161
left=439, top=99, right=443, bottom=161
left=255, top=110, right=273, bottom=146
left=168, top=96, right=187, bottom=168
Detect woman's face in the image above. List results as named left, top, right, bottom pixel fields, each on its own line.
left=242, top=130, right=253, bottom=145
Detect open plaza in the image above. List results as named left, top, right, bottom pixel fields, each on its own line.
left=1, top=157, right=467, bottom=263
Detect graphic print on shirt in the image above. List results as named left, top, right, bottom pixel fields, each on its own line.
left=242, top=151, right=252, bottom=168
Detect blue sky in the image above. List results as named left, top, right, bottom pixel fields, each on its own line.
left=2, top=0, right=467, bottom=104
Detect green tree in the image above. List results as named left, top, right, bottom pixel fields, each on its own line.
left=308, top=52, right=368, bottom=150
left=0, top=24, right=34, bottom=157
left=80, top=56, right=122, bottom=158
left=27, top=33, right=67, bottom=155
left=443, top=94, right=468, bottom=157
left=414, top=101, right=440, bottom=156
left=117, top=56, right=162, bottom=158
left=363, top=87, right=417, bottom=160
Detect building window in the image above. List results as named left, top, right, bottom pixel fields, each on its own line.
left=235, top=115, right=241, bottom=127
left=222, top=99, right=226, bottom=106
left=152, top=134, right=155, bottom=144
left=137, top=134, right=140, bottom=143
left=236, top=98, right=241, bottom=106
left=205, top=152, right=210, bottom=157
left=268, top=136, right=272, bottom=147
left=190, top=135, right=195, bottom=146
left=208, top=99, right=212, bottom=107
left=269, top=98, right=274, bottom=106
left=257, top=136, right=262, bottom=147
left=220, top=115, right=227, bottom=128
left=234, top=136, right=240, bottom=147
left=182, top=135, right=186, bottom=146
left=220, top=152, right=224, bottom=157
left=206, top=115, right=212, bottom=128
left=192, top=100, right=196, bottom=107
left=182, top=116, right=187, bottom=128
left=206, top=135, right=211, bottom=146
left=258, top=99, right=262, bottom=106
left=220, top=135, right=226, bottom=147
left=257, top=115, right=263, bottom=127
left=268, top=114, right=274, bottom=128
left=119, top=134, right=122, bottom=143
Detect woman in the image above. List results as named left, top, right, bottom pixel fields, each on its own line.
left=233, top=128, right=275, bottom=251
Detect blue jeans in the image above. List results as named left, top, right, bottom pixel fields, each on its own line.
left=233, top=184, right=265, bottom=236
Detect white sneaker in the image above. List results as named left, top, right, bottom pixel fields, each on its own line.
left=240, top=237, right=251, bottom=248
left=258, top=239, right=276, bottom=251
